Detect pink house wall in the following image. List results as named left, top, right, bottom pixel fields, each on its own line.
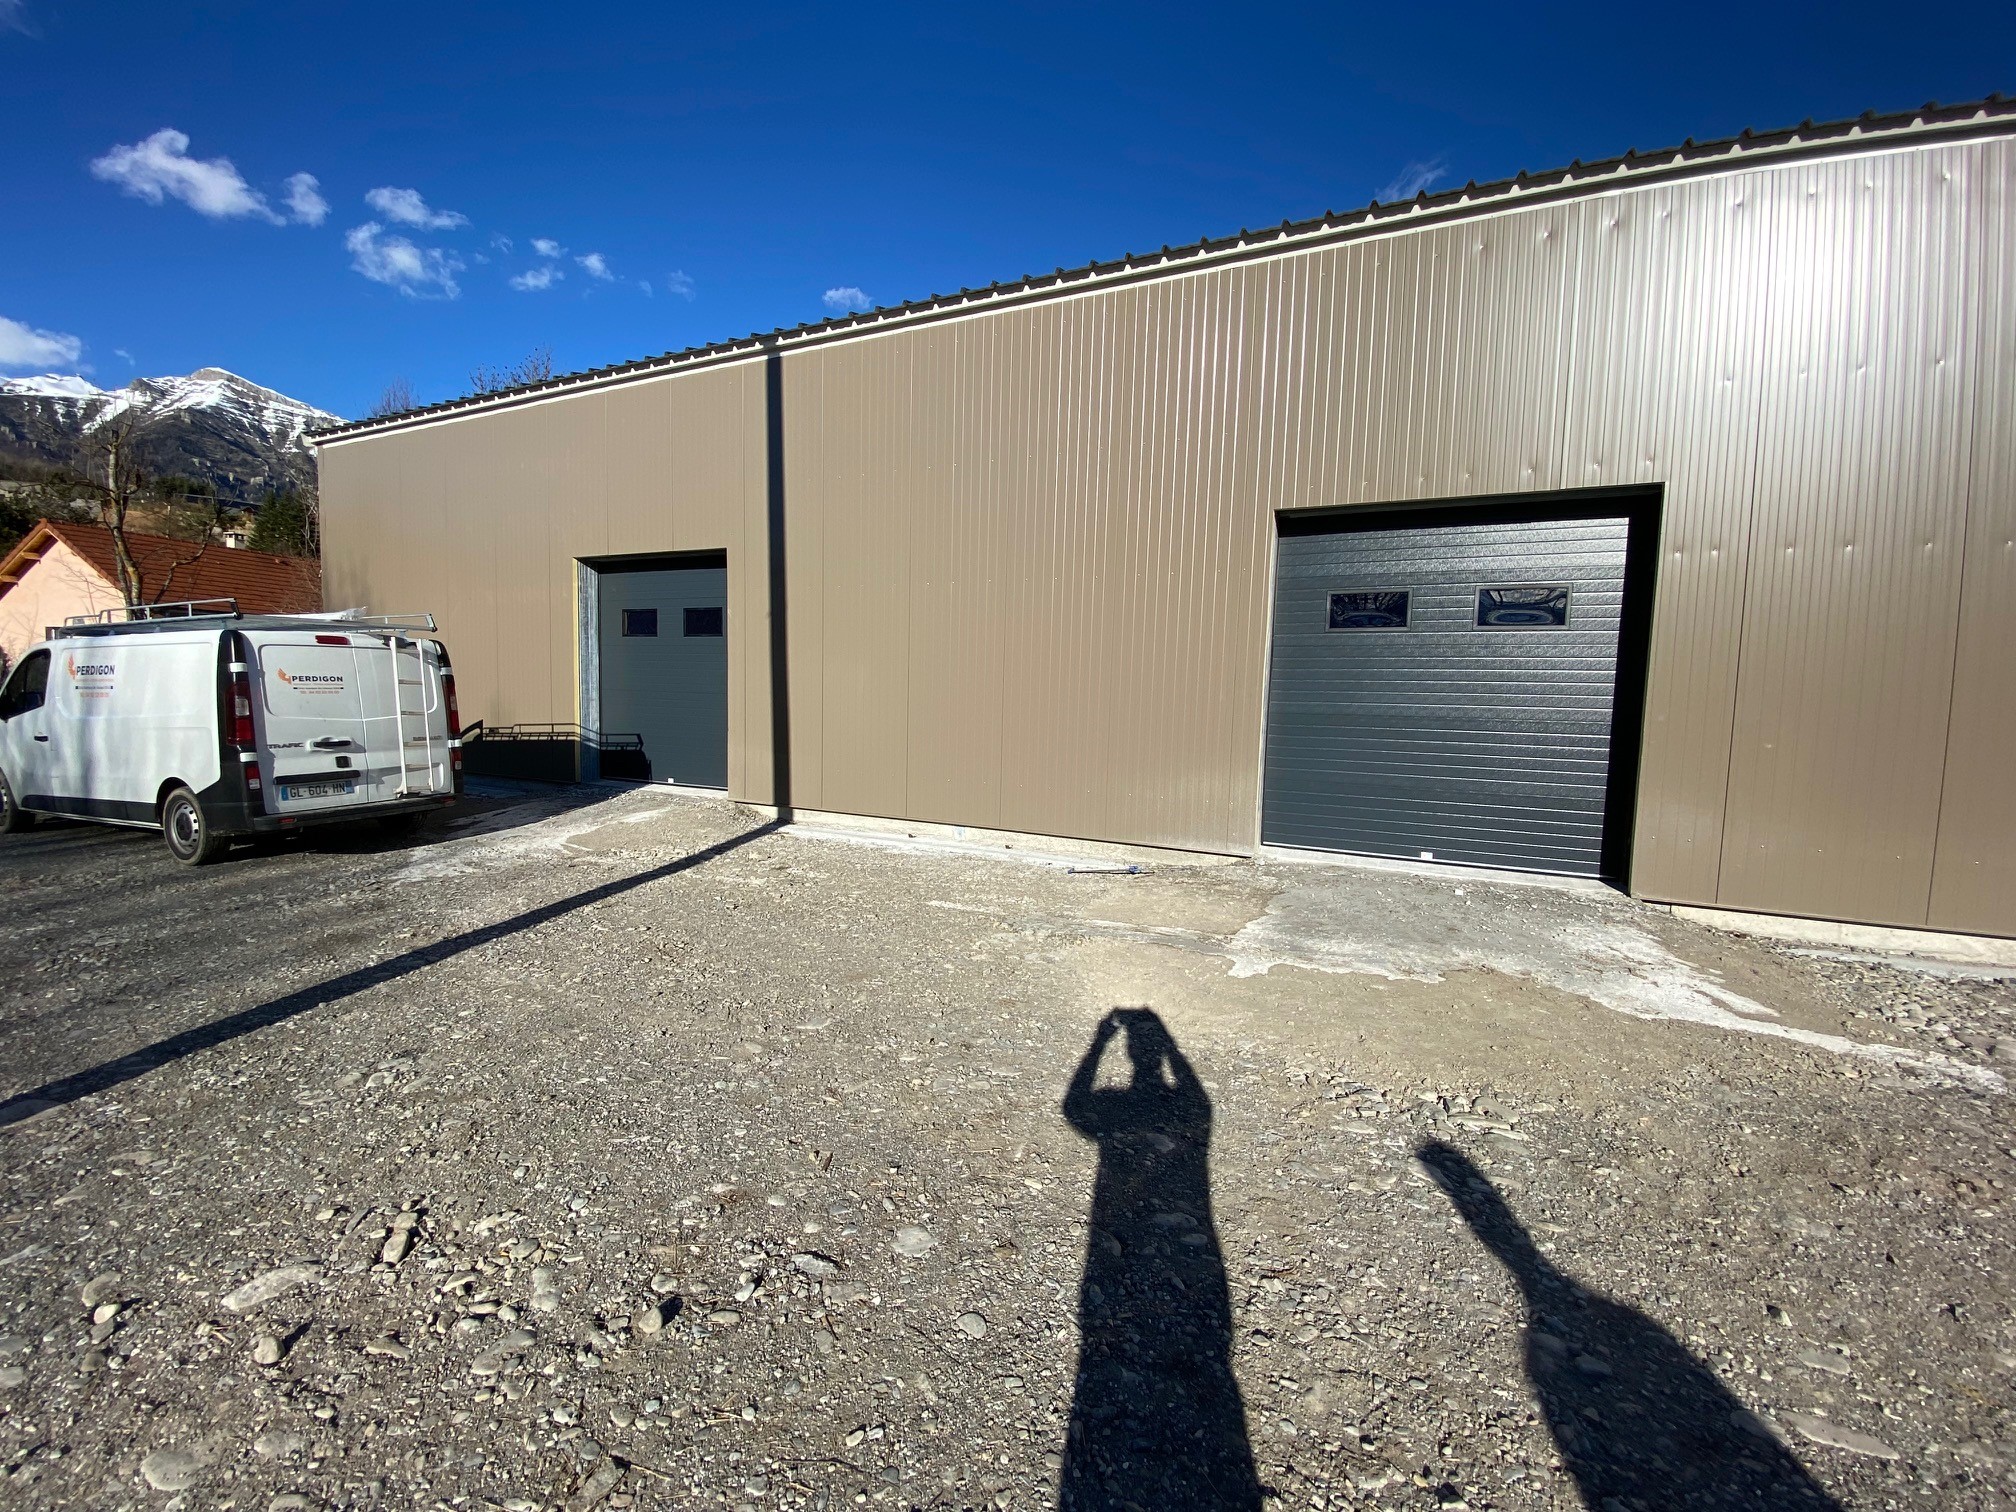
left=0, top=540, right=123, bottom=669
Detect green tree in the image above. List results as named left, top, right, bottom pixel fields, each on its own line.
left=248, top=489, right=318, bottom=557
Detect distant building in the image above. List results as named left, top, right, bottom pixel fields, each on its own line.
left=0, top=520, right=321, bottom=666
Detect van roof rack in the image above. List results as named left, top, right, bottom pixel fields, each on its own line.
left=63, top=598, right=243, bottom=625
left=54, top=604, right=441, bottom=638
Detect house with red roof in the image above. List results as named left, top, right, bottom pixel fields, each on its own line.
left=0, top=519, right=321, bottom=668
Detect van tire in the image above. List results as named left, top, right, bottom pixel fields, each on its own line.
left=161, top=786, right=225, bottom=865
left=0, top=769, right=26, bottom=834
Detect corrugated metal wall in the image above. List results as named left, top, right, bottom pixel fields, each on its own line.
left=319, top=130, right=2016, bottom=935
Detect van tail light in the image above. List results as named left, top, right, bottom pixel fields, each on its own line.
left=230, top=667, right=256, bottom=749
left=443, top=668, right=463, bottom=772
left=226, top=659, right=261, bottom=793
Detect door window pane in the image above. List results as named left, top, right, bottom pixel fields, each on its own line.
left=0, top=650, right=49, bottom=716
left=621, top=609, right=658, bottom=637
left=1328, top=590, right=1410, bottom=630
left=684, top=607, right=724, bottom=637
left=1475, top=586, right=1570, bottom=628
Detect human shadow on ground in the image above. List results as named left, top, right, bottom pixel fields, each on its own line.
left=1059, top=1008, right=1262, bottom=1511
left=1418, top=1140, right=1842, bottom=1510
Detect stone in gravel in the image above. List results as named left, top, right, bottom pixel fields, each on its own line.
left=269, top=1496, right=312, bottom=1511
left=253, top=1335, right=284, bottom=1366
left=382, top=1228, right=414, bottom=1265
left=569, top=1455, right=624, bottom=1510
left=1795, top=1348, right=1851, bottom=1376
left=1783, top=1413, right=1899, bottom=1460
left=954, top=1312, right=987, bottom=1338
left=0, top=1336, right=26, bottom=1357
left=825, top=1281, right=869, bottom=1307
left=530, top=1267, right=561, bottom=1313
left=892, top=1226, right=938, bottom=1258
left=0, top=1365, right=26, bottom=1389
left=707, top=1309, right=742, bottom=1326
left=92, top=1301, right=121, bottom=1326
left=364, top=1337, right=411, bottom=1359
left=81, top=1272, right=121, bottom=1307
left=140, top=1447, right=212, bottom=1491
left=253, top=1429, right=305, bottom=1459
left=470, top=1329, right=536, bottom=1376
left=634, top=1302, right=665, bottom=1334
left=650, top=1271, right=678, bottom=1294
left=791, top=1252, right=841, bottom=1279
left=222, top=1265, right=322, bottom=1314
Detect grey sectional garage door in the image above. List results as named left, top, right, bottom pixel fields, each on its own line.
left=1262, top=514, right=1630, bottom=876
left=598, top=563, right=728, bottom=788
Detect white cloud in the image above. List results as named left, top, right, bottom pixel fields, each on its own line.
left=282, top=171, right=328, bottom=226
left=1377, top=157, right=1448, bottom=203
left=2, top=0, right=35, bottom=35
left=0, top=315, right=84, bottom=371
left=666, top=269, right=695, bottom=300
left=531, top=237, right=564, bottom=258
left=364, top=186, right=468, bottom=230
left=638, top=280, right=653, bottom=296
left=509, top=265, right=563, bottom=291
left=90, top=128, right=285, bottom=222
left=491, top=233, right=514, bottom=253
left=114, top=348, right=134, bottom=363
left=345, top=222, right=463, bottom=299
left=576, top=252, right=613, bottom=281
left=822, top=285, right=871, bottom=315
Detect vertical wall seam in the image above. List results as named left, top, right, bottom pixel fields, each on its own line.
left=1921, top=144, right=1987, bottom=925
left=1711, top=173, right=1778, bottom=906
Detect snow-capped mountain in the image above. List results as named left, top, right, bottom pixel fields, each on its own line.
left=0, top=368, right=342, bottom=504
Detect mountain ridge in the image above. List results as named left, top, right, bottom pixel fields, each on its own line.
left=0, top=368, right=342, bottom=506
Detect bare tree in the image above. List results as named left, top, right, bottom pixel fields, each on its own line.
left=368, top=377, right=420, bottom=417
left=72, top=401, right=226, bottom=609
left=468, top=346, right=555, bottom=396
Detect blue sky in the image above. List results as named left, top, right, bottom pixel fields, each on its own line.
left=4, top=1, right=2011, bottom=420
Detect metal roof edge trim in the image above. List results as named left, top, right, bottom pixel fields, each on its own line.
left=310, top=97, right=2016, bottom=447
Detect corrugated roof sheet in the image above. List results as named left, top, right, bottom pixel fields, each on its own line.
left=310, top=94, right=2016, bottom=444
left=0, top=520, right=322, bottom=613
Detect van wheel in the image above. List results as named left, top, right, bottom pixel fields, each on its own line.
left=0, top=770, right=27, bottom=834
left=162, top=786, right=225, bottom=865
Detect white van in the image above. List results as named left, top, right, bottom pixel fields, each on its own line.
left=0, top=601, right=462, bottom=864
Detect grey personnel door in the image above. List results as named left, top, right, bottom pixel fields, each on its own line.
left=1262, top=511, right=1632, bottom=877
left=597, top=562, right=728, bottom=788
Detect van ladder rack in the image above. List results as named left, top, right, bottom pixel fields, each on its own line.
left=63, top=598, right=242, bottom=626
left=53, top=608, right=443, bottom=638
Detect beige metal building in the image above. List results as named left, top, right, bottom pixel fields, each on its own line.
left=313, top=99, right=2016, bottom=938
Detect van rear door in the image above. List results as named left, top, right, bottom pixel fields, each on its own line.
left=351, top=635, right=453, bottom=800
left=251, top=633, right=371, bottom=812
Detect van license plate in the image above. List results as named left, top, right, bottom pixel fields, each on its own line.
left=282, top=780, right=355, bottom=800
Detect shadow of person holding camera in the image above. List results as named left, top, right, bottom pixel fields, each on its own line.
left=1059, top=1007, right=1261, bottom=1511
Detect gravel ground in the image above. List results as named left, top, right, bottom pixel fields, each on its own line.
left=1, top=783, right=2012, bottom=1512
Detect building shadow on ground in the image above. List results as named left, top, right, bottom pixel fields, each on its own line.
left=0, top=818, right=783, bottom=1128
left=1059, top=1007, right=1262, bottom=1511
left=1417, top=1140, right=1842, bottom=1510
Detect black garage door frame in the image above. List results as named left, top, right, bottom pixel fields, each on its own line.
left=1257, top=486, right=1664, bottom=887
left=576, top=549, right=729, bottom=785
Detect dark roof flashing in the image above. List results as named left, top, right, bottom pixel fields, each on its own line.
left=310, top=95, right=2015, bottom=445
